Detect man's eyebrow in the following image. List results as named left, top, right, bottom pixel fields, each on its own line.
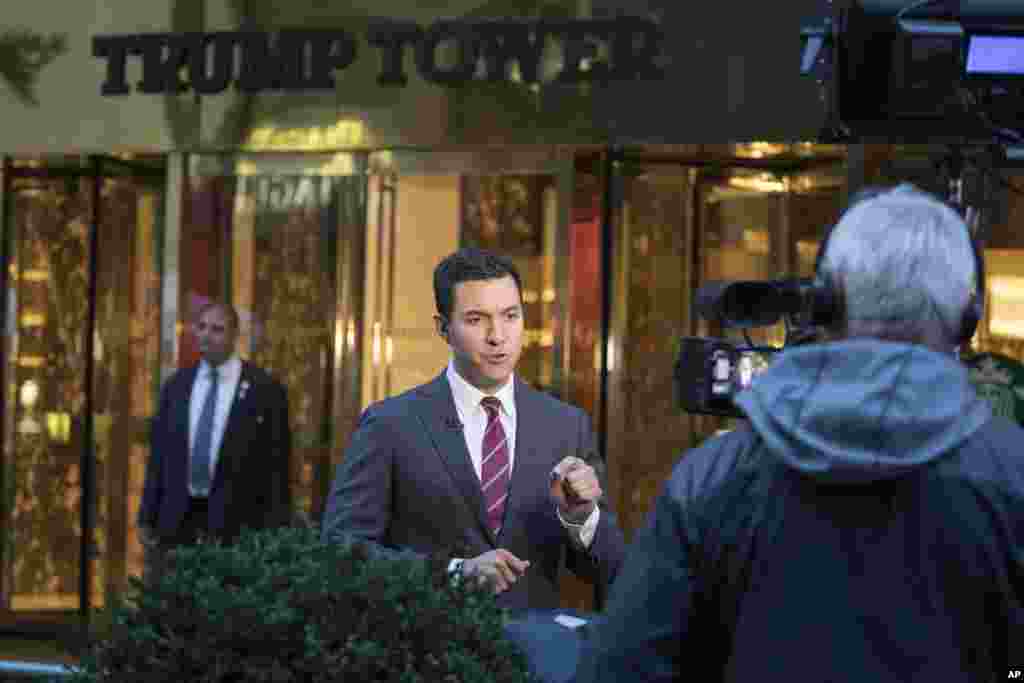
left=460, top=304, right=522, bottom=317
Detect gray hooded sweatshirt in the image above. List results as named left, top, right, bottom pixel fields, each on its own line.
left=737, top=338, right=992, bottom=483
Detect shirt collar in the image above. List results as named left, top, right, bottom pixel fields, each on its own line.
left=446, top=360, right=516, bottom=418
left=199, top=354, right=241, bottom=381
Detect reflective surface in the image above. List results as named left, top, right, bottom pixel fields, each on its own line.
left=0, top=158, right=164, bottom=614
left=696, top=165, right=845, bottom=439
left=461, top=174, right=561, bottom=393
left=187, top=153, right=368, bottom=519
left=606, top=154, right=847, bottom=534
left=15, top=143, right=1024, bottom=635
left=2, top=175, right=91, bottom=611
left=605, top=164, right=698, bottom=534
left=92, top=168, right=164, bottom=609
left=362, top=148, right=573, bottom=408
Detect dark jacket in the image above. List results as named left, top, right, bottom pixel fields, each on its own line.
left=321, top=373, right=625, bottom=611
left=576, top=339, right=1023, bottom=683
left=139, top=361, right=292, bottom=542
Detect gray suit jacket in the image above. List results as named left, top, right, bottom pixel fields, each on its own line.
left=321, top=373, right=625, bottom=610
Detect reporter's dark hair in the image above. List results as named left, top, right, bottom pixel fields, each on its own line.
left=433, top=248, right=523, bottom=320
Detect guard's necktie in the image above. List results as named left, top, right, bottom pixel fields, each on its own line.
left=480, top=396, right=510, bottom=536
left=190, top=367, right=219, bottom=497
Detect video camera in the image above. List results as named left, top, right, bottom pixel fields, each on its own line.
left=800, top=0, right=1024, bottom=144
left=676, top=0, right=1022, bottom=420
left=674, top=278, right=839, bottom=418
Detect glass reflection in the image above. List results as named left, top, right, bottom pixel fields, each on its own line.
left=606, top=166, right=697, bottom=534
left=3, top=176, right=92, bottom=611
left=186, top=155, right=367, bottom=520
left=461, top=175, right=559, bottom=394
left=92, top=173, right=164, bottom=607
left=1, top=166, right=165, bottom=615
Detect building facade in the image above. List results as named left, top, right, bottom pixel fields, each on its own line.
left=1, top=0, right=1023, bottom=636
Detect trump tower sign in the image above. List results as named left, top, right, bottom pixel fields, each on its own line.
left=92, top=17, right=665, bottom=95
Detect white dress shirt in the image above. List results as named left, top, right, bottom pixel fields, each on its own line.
left=188, top=355, right=242, bottom=497
left=447, top=362, right=517, bottom=479
left=445, top=361, right=599, bottom=558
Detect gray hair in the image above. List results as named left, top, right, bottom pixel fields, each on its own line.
left=817, top=184, right=978, bottom=347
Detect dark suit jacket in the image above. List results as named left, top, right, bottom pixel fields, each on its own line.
left=138, top=360, right=292, bottom=543
left=321, top=373, right=625, bottom=610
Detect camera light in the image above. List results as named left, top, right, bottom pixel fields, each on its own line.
left=737, top=355, right=755, bottom=389
left=712, top=354, right=732, bottom=381
left=711, top=381, right=731, bottom=396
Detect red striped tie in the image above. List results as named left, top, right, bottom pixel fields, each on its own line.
left=480, top=397, right=510, bottom=536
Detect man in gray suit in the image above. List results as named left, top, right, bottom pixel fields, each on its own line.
left=322, top=247, right=624, bottom=610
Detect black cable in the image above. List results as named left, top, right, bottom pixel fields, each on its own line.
left=956, top=87, right=1024, bottom=146
left=895, top=0, right=945, bottom=20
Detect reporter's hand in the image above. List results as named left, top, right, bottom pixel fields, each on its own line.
left=550, top=456, right=601, bottom=523
left=462, top=549, right=530, bottom=594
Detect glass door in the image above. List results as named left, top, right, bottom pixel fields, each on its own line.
left=184, top=153, right=368, bottom=522
left=364, top=148, right=586, bottom=607
left=601, top=147, right=846, bottom=535
left=0, top=155, right=165, bottom=629
left=363, top=148, right=573, bottom=408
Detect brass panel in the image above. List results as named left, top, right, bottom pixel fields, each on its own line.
left=368, top=146, right=581, bottom=176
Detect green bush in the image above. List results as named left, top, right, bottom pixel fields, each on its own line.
left=71, top=526, right=534, bottom=683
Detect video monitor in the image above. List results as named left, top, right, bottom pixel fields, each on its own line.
left=965, top=34, right=1024, bottom=77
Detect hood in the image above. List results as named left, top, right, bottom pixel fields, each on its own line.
left=734, top=339, right=992, bottom=484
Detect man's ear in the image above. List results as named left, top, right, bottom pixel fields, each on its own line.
left=434, top=315, right=449, bottom=341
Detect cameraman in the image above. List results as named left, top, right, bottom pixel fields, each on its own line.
left=573, top=185, right=1023, bottom=682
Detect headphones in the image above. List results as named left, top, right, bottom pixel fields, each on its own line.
left=812, top=192, right=986, bottom=346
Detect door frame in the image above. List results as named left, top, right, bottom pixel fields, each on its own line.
left=0, top=155, right=165, bottom=639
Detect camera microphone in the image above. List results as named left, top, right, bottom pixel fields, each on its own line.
left=696, top=278, right=836, bottom=328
